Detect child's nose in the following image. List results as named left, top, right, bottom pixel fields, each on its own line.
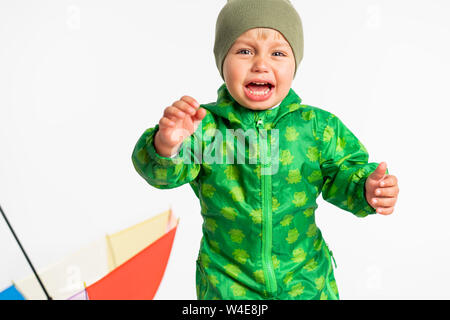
left=251, top=56, right=270, bottom=73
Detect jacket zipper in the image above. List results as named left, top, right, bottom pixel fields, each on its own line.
left=325, top=242, right=338, bottom=269
left=256, top=117, right=278, bottom=297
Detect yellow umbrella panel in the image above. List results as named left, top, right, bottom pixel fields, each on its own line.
left=12, top=208, right=178, bottom=300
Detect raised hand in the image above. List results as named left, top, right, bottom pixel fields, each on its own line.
left=154, top=95, right=206, bottom=158
left=364, top=162, right=399, bottom=215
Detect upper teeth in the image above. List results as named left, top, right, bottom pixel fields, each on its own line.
left=254, top=82, right=268, bottom=85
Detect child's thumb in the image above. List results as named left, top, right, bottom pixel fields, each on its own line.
left=194, top=107, right=206, bottom=120
left=193, top=108, right=207, bottom=131
left=370, top=162, right=387, bottom=181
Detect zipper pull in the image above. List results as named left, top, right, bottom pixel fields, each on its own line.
left=325, top=241, right=338, bottom=269
left=329, top=250, right=338, bottom=269
left=256, top=118, right=263, bottom=128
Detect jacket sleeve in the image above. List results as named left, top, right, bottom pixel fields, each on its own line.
left=318, top=113, right=387, bottom=217
left=131, top=124, right=202, bottom=189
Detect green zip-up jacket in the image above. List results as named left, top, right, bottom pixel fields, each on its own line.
left=131, top=83, right=381, bottom=300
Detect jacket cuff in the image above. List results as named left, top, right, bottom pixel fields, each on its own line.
left=352, top=162, right=380, bottom=217
left=146, top=125, right=185, bottom=166
left=168, top=144, right=183, bottom=158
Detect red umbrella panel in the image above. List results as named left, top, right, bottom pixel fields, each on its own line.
left=81, top=211, right=178, bottom=300
left=6, top=208, right=179, bottom=300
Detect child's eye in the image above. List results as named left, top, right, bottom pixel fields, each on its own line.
left=236, top=49, right=286, bottom=57
left=237, top=49, right=251, bottom=55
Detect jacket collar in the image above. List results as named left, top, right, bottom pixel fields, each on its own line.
left=203, top=83, right=303, bottom=130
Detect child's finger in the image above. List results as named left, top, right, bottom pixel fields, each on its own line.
left=159, top=117, right=176, bottom=128
left=194, top=107, right=207, bottom=120
left=180, top=95, right=200, bottom=109
left=379, top=175, right=398, bottom=187
left=371, top=197, right=397, bottom=208
left=376, top=207, right=394, bottom=215
left=374, top=186, right=398, bottom=197
left=173, top=100, right=197, bottom=116
left=164, top=106, right=187, bottom=119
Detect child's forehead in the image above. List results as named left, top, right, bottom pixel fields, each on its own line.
left=234, top=28, right=289, bottom=46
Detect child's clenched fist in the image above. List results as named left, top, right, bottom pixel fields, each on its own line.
left=154, top=95, right=206, bottom=158
left=365, top=162, right=399, bottom=215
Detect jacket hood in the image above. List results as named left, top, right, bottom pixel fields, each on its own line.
left=202, top=83, right=304, bottom=130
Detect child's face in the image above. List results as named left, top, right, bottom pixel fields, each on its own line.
left=223, top=28, right=296, bottom=111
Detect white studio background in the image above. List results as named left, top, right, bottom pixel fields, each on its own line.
left=0, top=0, right=449, bottom=300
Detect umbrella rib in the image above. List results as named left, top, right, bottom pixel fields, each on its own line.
left=0, top=203, right=52, bottom=300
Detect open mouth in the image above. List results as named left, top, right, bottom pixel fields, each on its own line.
left=244, top=81, right=275, bottom=101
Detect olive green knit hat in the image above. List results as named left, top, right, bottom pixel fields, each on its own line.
left=214, top=0, right=304, bottom=81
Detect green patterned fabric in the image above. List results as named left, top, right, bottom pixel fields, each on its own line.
left=131, top=83, right=380, bottom=300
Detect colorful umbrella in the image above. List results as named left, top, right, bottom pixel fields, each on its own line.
left=0, top=285, right=25, bottom=300
left=0, top=207, right=179, bottom=300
